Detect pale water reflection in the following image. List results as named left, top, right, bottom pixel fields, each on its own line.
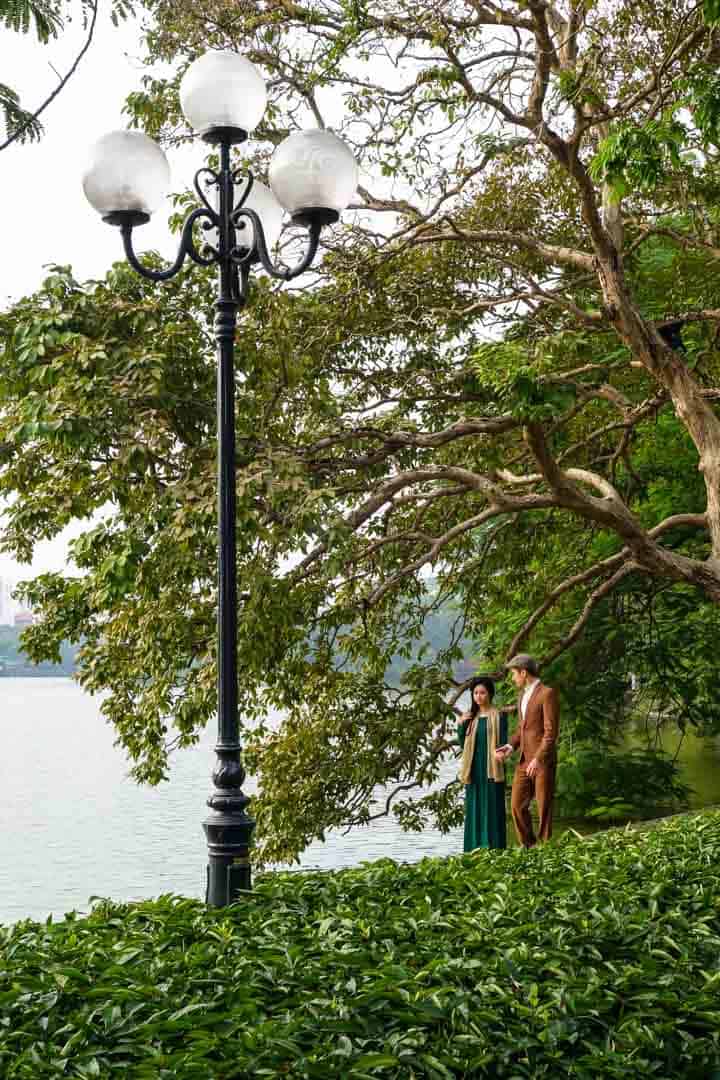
left=1, top=679, right=719, bottom=925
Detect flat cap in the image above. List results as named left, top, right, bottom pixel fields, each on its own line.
left=505, top=653, right=539, bottom=676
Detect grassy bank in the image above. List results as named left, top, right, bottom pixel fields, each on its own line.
left=2, top=813, right=720, bottom=1079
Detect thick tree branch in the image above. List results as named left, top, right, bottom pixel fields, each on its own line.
left=541, top=561, right=643, bottom=666
left=507, top=509, right=708, bottom=657
left=408, top=219, right=595, bottom=272
left=524, top=421, right=719, bottom=592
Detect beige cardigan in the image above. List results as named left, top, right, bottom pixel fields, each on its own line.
left=458, top=708, right=505, bottom=785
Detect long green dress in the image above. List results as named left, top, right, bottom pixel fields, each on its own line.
left=457, top=713, right=508, bottom=851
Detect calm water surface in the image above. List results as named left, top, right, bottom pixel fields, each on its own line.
left=2, top=679, right=719, bottom=925
left=1, top=679, right=468, bottom=924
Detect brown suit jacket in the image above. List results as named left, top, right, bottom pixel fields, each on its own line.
left=509, top=682, right=559, bottom=766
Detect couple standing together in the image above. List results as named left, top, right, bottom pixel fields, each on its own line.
left=457, top=653, right=559, bottom=851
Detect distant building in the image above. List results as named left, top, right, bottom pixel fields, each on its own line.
left=14, top=610, right=34, bottom=628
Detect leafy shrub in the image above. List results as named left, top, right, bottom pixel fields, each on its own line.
left=1, top=813, right=720, bottom=1078
left=556, top=744, right=692, bottom=821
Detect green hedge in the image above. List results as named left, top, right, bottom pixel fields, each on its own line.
left=2, top=814, right=720, bottom=1078
left=555, top=744, right=692, bottom=820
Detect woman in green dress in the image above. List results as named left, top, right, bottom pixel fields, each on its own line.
left=457, top=676, right=508, bottom=851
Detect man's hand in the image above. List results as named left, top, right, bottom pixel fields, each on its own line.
left=526, top=757, right=540, bottom=779
left=495, top=743, right=513, bottom=761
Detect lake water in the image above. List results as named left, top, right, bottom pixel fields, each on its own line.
left=2, top=679, right=719, bottom=925
left=0, top=679, right=469, bottom=924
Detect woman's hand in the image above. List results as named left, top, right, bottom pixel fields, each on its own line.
left=459, top=710, right=472, bottom=723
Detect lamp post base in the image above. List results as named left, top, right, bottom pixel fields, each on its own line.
left=203, top=803, right=255, bottom=906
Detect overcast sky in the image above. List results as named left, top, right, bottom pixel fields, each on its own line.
left=0, top=6, right=193, bottom=581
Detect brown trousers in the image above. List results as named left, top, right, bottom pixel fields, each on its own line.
left=511, top=759, right=556, bottom=847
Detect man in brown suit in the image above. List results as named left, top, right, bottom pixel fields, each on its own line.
left=495, top=654, right=559, bottom=847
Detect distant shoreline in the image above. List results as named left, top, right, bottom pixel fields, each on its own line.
left=0, top=626, right=76, bottom=677
left=0, top=670, right=75, bottom=678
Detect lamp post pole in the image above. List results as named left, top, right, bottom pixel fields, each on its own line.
left=82, top=49, right=358, bottom=906
left=205, top=135, right=251, bottom=904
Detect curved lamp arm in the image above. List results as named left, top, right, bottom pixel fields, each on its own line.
left=120, top=206, right=220, bottom=283
left=231, top=206, right=322, bottom=281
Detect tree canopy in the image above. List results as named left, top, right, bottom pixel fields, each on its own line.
left=3, top=0, right=720, bottom=861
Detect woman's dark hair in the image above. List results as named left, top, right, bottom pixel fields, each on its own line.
left=469, top=676, right=495, bottom=716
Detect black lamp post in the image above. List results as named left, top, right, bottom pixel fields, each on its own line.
left=82, top=50, right=358, bottom=907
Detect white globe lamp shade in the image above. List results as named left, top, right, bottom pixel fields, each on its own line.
left=82, top=130, right=170, bottom=224
left=268, top=129, right=358, bottom=225
left=236, top=180, right=285, bottom=257
left=179, top=50, right=267, bottom=141
left=81, top=130, right=170, bottom=223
